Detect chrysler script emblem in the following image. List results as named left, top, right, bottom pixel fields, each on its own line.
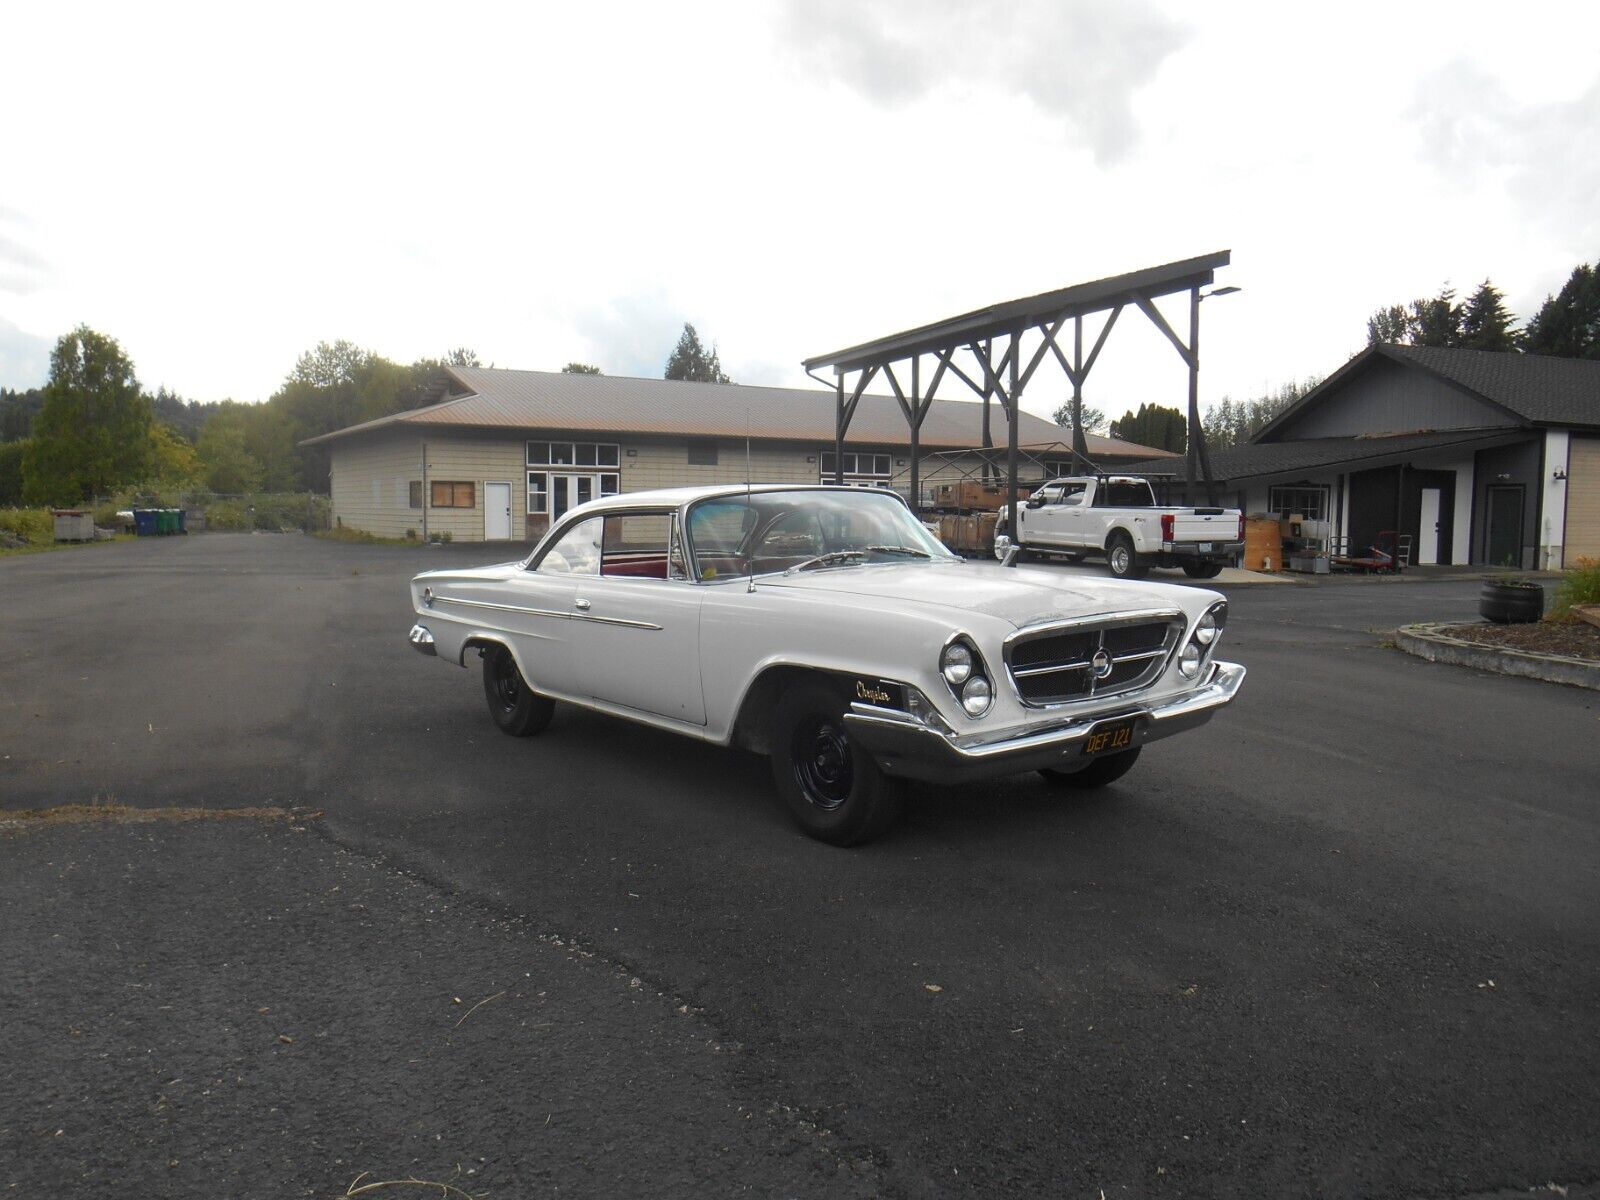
left=1090, top=648, right=1114, bottom=680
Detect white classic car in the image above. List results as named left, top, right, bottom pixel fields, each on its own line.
left=408, top=485, right=1244, bottom=845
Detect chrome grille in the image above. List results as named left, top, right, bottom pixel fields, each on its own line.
left=1006, top=613, right=1184, bottom=705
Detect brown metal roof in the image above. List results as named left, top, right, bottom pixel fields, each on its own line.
left=302, top=366, right=1178, bottom=458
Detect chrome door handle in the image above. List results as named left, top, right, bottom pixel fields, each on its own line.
left=574, top=598, right=591, bottom=610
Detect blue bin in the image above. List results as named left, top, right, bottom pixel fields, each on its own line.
left=132, top=509, right=158, bottom=537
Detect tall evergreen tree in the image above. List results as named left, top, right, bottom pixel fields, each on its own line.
left=1366, top=286, right=1464, bottom=347
left=1458, top=279, right=1518, bottom=351
left=1522, top=262, right=1600, bottom=359
left=1109, top=403, right=1186, bottom=453
left=21, top=325, right=153, bottom=503
left=664, top=323, right=732, bottom=384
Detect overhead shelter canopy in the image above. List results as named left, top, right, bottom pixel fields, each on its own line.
left=802, top=251, right=1235, bottom=526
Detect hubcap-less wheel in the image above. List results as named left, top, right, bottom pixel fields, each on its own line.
left=794, top=718, right=853, bottom=811
left=491, top=650, right=521, bottom=712
left=481, top=645, right=555, bottom=737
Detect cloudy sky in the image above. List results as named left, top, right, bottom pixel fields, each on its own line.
left=2, top=1, right=1597, bottom=427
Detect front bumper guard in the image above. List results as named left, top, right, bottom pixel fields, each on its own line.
left=843, top=660, right=1245, bottom=784
left=408, top=623, right=438, bottom=656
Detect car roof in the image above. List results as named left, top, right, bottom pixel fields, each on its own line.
left=575, top=483, right=894, bottom=511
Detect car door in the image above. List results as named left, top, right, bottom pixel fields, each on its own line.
left=495, top=513, right=602, bottom=696
left=565, top=509, right=707, bottom=724
left=1018, top=485, right=1065, bottom=545
left=1050, top=481, right=1092, bottom=547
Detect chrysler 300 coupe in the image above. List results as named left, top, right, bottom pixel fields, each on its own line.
left=408, top=485, right=1244, bottom=845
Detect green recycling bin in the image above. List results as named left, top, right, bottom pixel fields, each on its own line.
left=157, top=509, right=177, bottom=535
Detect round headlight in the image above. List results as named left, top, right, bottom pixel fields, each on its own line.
left=1179, top=643, right=1202, bottom=679
left=1195, top=611, right=1217, bottom=645
left=961, top=674, right=993, bottom=716
left=941, top=641, right=974, bottom=685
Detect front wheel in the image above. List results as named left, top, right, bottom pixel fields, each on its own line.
left=481, top=645, right=555, bottom=736
left=1106, top=534, right=1148, bottom=579
left=1182, top=561, right=1224, bottom=579
left=770, top=683, right=903, bottom=845
left=1039, top=747, right=1141, bottom=789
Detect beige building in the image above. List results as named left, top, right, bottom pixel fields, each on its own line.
left=304, top=367, right=1176, bottom=543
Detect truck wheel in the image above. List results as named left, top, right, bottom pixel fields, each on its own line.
left=1182, top=562, right=1224, bottom=579
left=1039, top=747, right=1141, bottom=789
left=770, top=683, right=903, bottom=846
left=1106, top=533, right=1147, bottom=579
left=481, top=644, right=555, bottom=736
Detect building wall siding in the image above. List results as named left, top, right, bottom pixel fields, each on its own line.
left=1268, top=357, right=1519, bottom=440
left=330, top=433, right=426, bottom=539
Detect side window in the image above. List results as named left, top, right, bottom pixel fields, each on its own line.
left=1060, top=483, right=1088, bottom=506
left=600, top=512, right=676, bottom=580
left=535, top=516, right=602, bottom=576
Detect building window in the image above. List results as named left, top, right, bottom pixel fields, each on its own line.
left=819, top=451, right=892, bottom=482
left=408, top=481, right=422, bottom=509
left=431, top=481, right=475, bottom=509
left=1268, top=485, right=1329, bottom=521
left=528, top=441, right=619, bottom=468
left=527, top=472, right=549, bottom=514
left=687, top=440, right=719, bottom=466
left=528, top=471, right=620, bottom=514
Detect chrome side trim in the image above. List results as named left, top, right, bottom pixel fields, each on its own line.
left=433, top=594, right=661, bottom=630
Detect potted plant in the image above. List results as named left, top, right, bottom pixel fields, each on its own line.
left=1479, top=575, right=1545, bottom=624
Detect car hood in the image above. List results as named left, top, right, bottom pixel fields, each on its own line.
left=761, top=561, right=1200, bottom=628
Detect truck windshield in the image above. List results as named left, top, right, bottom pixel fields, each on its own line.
left=1102, top=481, right=1156, bottom=507
left=685, top=489, right=953, bottom=581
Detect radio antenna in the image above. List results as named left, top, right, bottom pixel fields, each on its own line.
left=746, top=409, right=756, bottom=593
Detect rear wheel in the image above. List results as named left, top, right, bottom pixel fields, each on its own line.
left=770, top=683, right=903, bottom=845
left=1182, top=561, right=1224, bottom=579
left=481, top=644, right=554, bottom=737
left=1039, top=747, right=1141, bottom=789
left=1106, top=533, right=1147, bottom=579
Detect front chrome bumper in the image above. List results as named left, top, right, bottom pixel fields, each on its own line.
left=843, top=660, right=1245, bottom=784
left=408, top=623, right=437, bottom=656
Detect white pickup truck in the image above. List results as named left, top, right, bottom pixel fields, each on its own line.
left=996, top=475, right=1244, bottom=580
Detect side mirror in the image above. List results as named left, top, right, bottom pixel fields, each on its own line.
left=1026, top=497, right=1045, bottom=510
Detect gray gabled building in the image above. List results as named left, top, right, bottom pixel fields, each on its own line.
left=1126, top=345, right=1600, bottom=569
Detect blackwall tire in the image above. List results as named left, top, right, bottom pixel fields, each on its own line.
left=1039, top=747, right=1141, bottom=789
left=1478, top=582, right=1544, bottom=624
left=1183, top=562, right=1224, bottom=579
left=1107, top=534, right=1147, bottom=580
left=481, top=645, right=555, bottom=736
left=769, top=683, right=903, bottom=846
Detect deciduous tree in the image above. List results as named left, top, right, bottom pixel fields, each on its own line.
left=561, top=362, right=602, bottom=375
left=21, top=325, right=152, bottom=503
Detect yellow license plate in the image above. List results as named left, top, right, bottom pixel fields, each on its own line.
left=1082, top=717, right=1138, bottom=757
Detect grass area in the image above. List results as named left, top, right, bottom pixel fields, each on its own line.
left=1549, top=557, right=1600, bottom=622
left=0, top=507, right=135, bottom=558
left=0, top=803, right=304, bottom=829
left=311, top=527, right=421, bottom=547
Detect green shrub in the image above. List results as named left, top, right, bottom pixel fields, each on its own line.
left=1548, top=557, right=1600, bottom=621
left=0, top=508, right=53, bottom=545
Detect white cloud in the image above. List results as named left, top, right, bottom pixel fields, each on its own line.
left=777, top=0, right=1188, bottom=164
left=0, top=316, right=51, bottom=389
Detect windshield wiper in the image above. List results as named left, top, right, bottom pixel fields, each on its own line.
left=786, top=549, right=868, bottom=574
left=862, top=545, right=933, bottom=559
left=784, top=545, right=935, bottom=574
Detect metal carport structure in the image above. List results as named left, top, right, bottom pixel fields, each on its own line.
left=803, top=251, right=1236, bottom=527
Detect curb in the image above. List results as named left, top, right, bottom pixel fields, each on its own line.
left=1395, top=622, right=1600, bottom=692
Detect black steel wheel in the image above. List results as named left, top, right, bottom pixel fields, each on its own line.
left=1039, top=746, right=1141, bottom=789
left=770, top=682, right=903, bottom=845
left=481, top=644, right=555, bottom=737
left=1182, top=561, right=1225, bottom=579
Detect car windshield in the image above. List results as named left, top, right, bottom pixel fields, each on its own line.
left=685, top=489, right=954, bottom=581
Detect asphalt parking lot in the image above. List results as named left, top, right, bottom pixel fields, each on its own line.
left=3, top=534, right=1598, bottom=1199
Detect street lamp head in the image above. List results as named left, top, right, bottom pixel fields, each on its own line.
left=1200, top=285, right=1241, bottom=300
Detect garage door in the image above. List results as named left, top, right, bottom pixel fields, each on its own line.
left=1566, top=435, right=1600, bottom=567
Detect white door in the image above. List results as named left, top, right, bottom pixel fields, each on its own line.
left=1417, top=487, right=1441, bottom=565
left=550, top=474, right=601, bottom=523
left=484, top=481, right=513, bottom=540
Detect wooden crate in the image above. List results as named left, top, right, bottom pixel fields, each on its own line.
left=1243, top=517, right=1282, bottom=572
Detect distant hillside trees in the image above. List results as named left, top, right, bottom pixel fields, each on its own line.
left=1109, top=403, right=1186, bottom=453
left=1204, top=378, right=1321, bottom=449
left=562, top=362, right=602, bottom=375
